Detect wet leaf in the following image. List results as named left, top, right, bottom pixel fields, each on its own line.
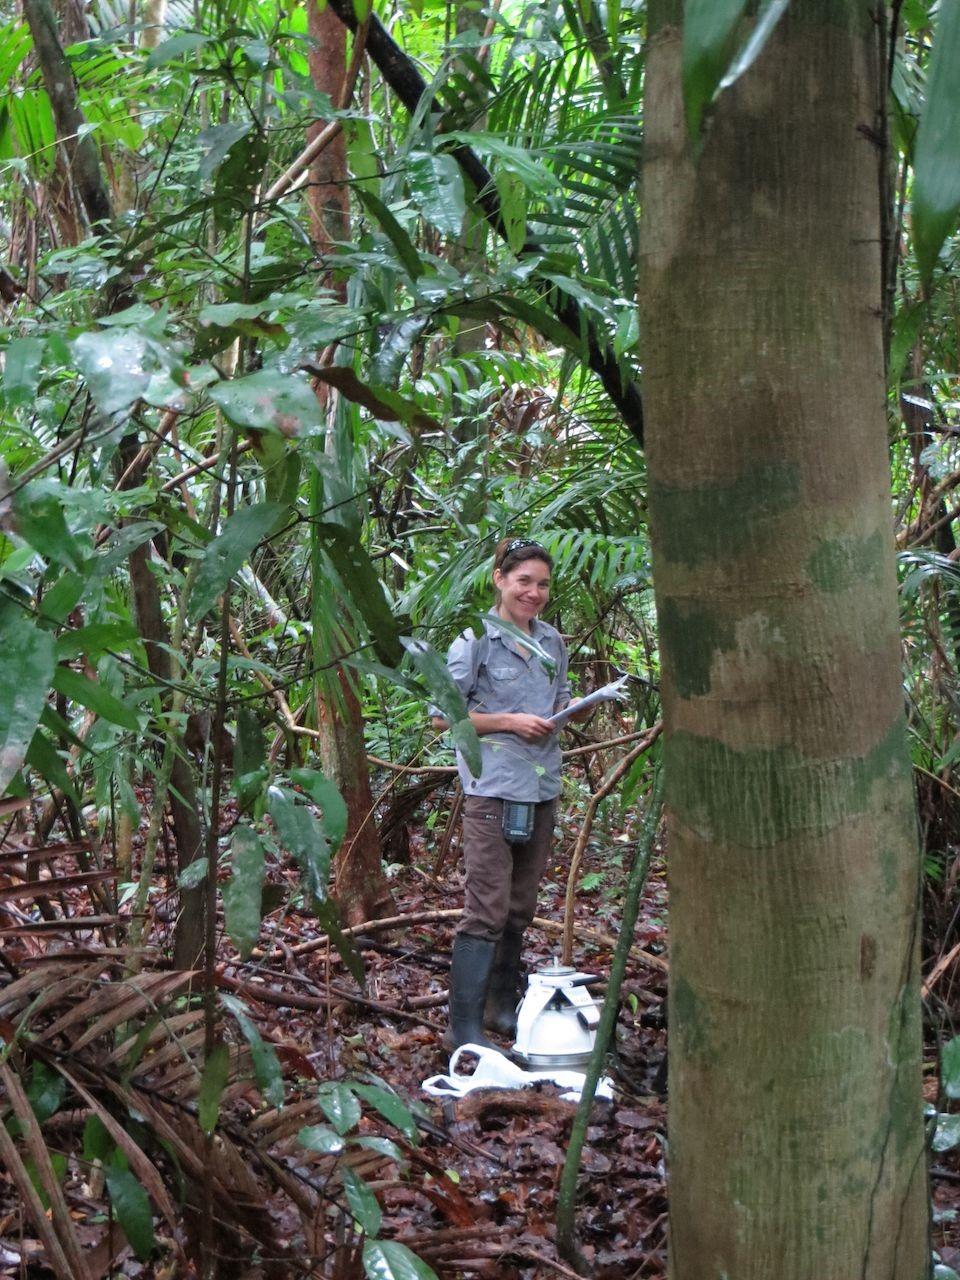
left=343, top=1166, right=382, bottom=1236
left=190, top=503, right=283, bottom=621
left=104, top=1162, right=156, bottom=1261
left=362, top=1239, right=439, bottom=1280
left=209, top=369, right=323, bottom=437
left=0, top=609, right=55, bottom=795
left=198, top=1042, right=230, bottom=1135
left=318, top=1082, right=362, bottom=1135
left=223, top=823, right=265, bottom=959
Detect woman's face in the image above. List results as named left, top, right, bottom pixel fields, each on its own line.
left=494, top=557, right=551, bottom=626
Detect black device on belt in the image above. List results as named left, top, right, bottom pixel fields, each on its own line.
left=502, top=800, right=535, bottom=843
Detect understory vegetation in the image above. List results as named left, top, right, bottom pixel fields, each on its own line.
left=1, top=0, right=960, bottom=1275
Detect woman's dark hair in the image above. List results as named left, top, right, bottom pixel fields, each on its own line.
left=493, top=536, right=553, bottom=578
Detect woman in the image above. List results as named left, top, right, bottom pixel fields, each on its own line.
left=433, top=536, right=587, bottom=1050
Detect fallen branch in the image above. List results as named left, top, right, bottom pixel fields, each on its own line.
left=923, top=940, right=960, bottom=999
left=219, top=971, right=440, bottom=1030
left=256, top=907, right=667, bottom=972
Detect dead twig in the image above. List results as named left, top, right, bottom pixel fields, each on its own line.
left=562, top=724, right=662, bottom=965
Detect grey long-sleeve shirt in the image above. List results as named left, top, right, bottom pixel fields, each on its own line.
left=445, top=612, right=571, bottom=802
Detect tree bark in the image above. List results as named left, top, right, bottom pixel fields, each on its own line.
left=306, top=16, right=394, bottom=925
left=640, top=5, right=927, bottom=1277
left=305, top=2, right=351, bottom=258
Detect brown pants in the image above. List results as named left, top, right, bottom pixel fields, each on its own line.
left=457, top=796, right=557, bottom=941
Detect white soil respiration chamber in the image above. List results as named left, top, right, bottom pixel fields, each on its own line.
left=512, top=958, right=601, bottom=1069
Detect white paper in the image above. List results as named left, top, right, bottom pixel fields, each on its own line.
left=546, top=675, right=630, bottom=728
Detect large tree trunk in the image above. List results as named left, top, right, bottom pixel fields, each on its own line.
left=640, top=5, right=927, bottom=1277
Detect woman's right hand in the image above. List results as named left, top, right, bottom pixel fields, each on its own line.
left=507, top=713, right=555, bottom=741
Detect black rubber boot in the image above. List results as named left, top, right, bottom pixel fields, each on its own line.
left=443, top=934, right=497, bottom=1051
left=484, top=928, right=524, bottom=1037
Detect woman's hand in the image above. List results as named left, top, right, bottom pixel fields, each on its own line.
left=506, top=713, right=555, bottom=741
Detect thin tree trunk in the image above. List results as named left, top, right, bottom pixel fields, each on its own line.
left=125, top=527, right=206, bottom=968
left=306, top=15, right=394, bottom=925
left=641, top=4, right=927, bottom=1277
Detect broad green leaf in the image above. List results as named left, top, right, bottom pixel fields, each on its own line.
left=198, top=121, right=253, bottom=181
left=72, top=329, right=157, bottom=414
left=51, top=667, right=139, bottom=732
left=145, top=30, right=211, bottom=68
left=356, top=189, right=424, bottom=279
left=683, top=0, right=789, bottom=141
left=55, top=621, right=140, bottom=661
left=407, top=151, right=465, bottom=237
left=342, top=1166, right=382, bottom=1236
left=104, top=1162, right=156, bottom=1261
left=718, top=0, right=789, bottom=94
left=198, top=1043, right=231, bottom=1134
left=362, top=1239, right=439, bottom=1280
left=82, top=1114, right=112, bottom=1163
left=268, top=786, right=332, bottom=907
left=25, top=729, right=80, bottom=806
left=943, top=1035, right=960, bottom=1099
left=290, top=768, right=348, bottom=851
left=223, top=823, right=265, bottom=959
left=13, top=483, right=84, bottom=570
left=913, top=0, right=960, bottom=280
left=25, top=1061, right=66, bottom=1124
left=354, top=1136, right=405, bottom=1162
left=0, top=610, right=55, bottom=794
left=313, top=523, right=403, bottom=666
left=220, top=993, right=284, bottom=1108
left=38, top=572, right=85, bottom=624
left=315, top=897, right=366, bottom=988
left=452, top=718, right=483, bottom=779
left=2, top=336, right=44, bottom=407
left=317, top=1082, right=362, bottom=1135
left=209, top=370, right=323, bottom=437
left=351, top=1082, right=419, bottom=1142
left=298, top=1124, right=345, bottom=1154
left=933, top=1113, right=960, bottom=1153
left=190, top=503, right=283, bottom=622
left=399, top=638, right=482, bottom=777
left=177, top=857, right=208, bottom=889
left=234, top=706, right=268, bottom=811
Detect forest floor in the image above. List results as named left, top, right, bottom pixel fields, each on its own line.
left=2, top=787, right=960, bottom=1279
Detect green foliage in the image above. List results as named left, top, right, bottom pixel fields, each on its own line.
left=190, top=503, right=284, bottom=622
left=0, top=609, right=55, bottom=794
left=198, top=1042, right=231, bottom=1134
left=104, top=1159, right=156, bottom=1262
left=912, top=0, right=960, bottom=280
left=223, top=822, right=265, bottom=959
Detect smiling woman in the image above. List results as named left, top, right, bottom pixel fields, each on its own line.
left=432, top=536, right=589, bottom=1051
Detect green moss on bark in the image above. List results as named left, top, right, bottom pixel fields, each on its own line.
left=666, top=720, right=911, bottom=847
left=807, top=530, right=886, bottom=593
left=659, top=597, right=735, bottom=696
left=649, top=463, right=800, bottom=569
